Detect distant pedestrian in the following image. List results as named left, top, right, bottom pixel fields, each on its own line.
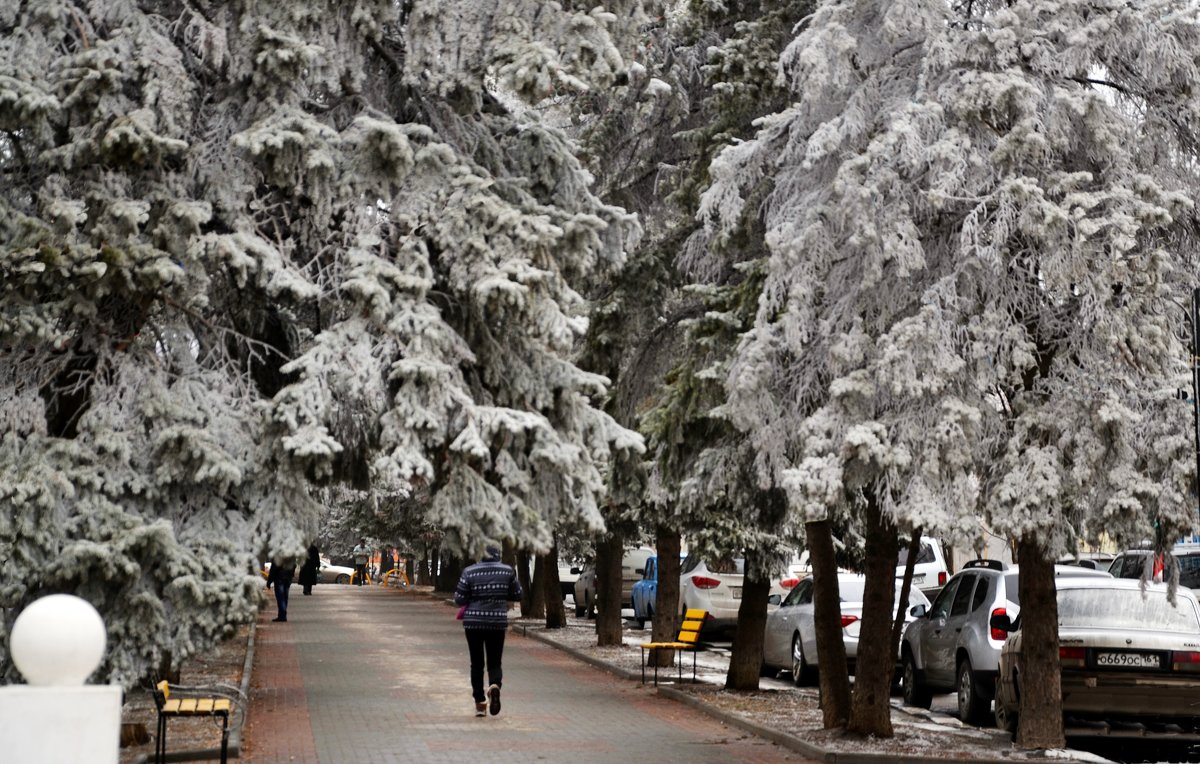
left=454, top=545, right=522, bottom=717
left=266, top=556, right=296, bottom=622
left=298, top=544, right=320, bottom=595
left=353, top=538, right=371, bottom=586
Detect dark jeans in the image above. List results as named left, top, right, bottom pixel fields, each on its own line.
left=465, top=628, right=506, bottom=703
left=273, top=581, right=290, bottom=620
left=355, top=563, right=368, bottom=585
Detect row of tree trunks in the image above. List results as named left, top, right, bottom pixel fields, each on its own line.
left=595, top=534, right=624, bottom=646
left=543, top=544, right=566, bottom=628
left=651, top=525, right=682, bottom=667
left=846, top=494, right=900, bottom=737
left=434, top=553, right=462, bottom=593
left=807, top=518, right=851, bottom=728
left=1015, top=535, right=1064, bottom=749
left=726, top=547, right=771, bottom=690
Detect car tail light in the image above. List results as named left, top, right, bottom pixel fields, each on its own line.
left=780, top=578, right=800, bottom=589
left=691, top=575, right=721, bottom=590
left=1059, top=646, right=1086, bottom=668
left=990, top=608, right=1008, bottom=641
left=840, top=615, right=859, bottom=628
left=938, top=571, right=947, bottom=586
left=1172, top=651, right=1200, bottom=672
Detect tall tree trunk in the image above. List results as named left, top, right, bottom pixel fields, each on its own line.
left=725, top=550, right=770, bottom=691
left=651, top=525, right=681, bottom=668
left=543, top=546, right=566, bottom=628
left=595, top=534, right=624, bottom=646
left=846, top=494, right=899, bottom=738
left=435, top=553, right=462, bottom=593
left=808, top=518, right=851, bottom=728
left=528, top=554, right=547, bottom=619
left=417, top=547, right=431, bottom=586
left=1015, top=535, right=1064, bottom=749
left=517, top=550, right=534, bottom=616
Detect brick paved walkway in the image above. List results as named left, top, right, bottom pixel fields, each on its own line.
left=243, top=586, right=814, bottom=763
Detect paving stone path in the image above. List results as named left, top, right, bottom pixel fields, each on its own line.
left=243, top=585, right=815, bottom=763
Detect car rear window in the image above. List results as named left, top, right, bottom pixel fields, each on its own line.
left=1058, top=588, right=1200, bottom=632
left=897, top=542, right=936, bottom=566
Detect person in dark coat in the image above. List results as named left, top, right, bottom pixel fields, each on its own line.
left=298, top=544, right=320, bottom=595
left=265, top=557, right=296, bottom=622
left=454, top=545, right=522, bottom=717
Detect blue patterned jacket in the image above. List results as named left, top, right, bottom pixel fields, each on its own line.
left=454, top=559, right=523, bottom=630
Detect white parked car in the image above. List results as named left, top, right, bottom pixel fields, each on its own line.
left=678, top=555, right=788, bottom=636
left=761, top=572, right=930, bottom=684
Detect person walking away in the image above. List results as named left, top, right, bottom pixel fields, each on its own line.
left=454, top=545, right=522, bottom=717
left=266, top=556, right=296, bottom=622
left=353, top=538, right=370, bottom=586
left=298, top=544, right=320, bottom=595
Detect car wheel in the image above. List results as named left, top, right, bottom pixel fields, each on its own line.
left=902, top=651, right=932, bottom=709
left=791, top=634, right=816, bottom=686
left=957, top=657, right=993, bottom=725
left=994, top=672, right=1018, bottom=739
left=334, top=574, right=350, bottom=585
left=635, top=613, right=646, bottom=630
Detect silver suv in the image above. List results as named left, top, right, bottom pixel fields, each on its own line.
left=900, top=559, right=1110, bottom=724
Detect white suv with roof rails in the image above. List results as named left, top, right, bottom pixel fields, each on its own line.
left=898, top=537, right=951, bottom=596
left=900, top=559, right=1111, bottom=724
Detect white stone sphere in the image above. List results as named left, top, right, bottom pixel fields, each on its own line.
left=10, top=594, right=107, bottom=686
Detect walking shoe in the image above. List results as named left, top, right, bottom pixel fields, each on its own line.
left=487, top=684, right=501, bottom=716
left=474, top=702, right=487, bottom=717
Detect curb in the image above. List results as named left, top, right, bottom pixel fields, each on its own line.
left=514, top=624, right=642, bottom=682
left=519, top=625, right=1092, bottom=764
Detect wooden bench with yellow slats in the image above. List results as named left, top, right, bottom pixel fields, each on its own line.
left=153, top=680, right=236, bottom=763
left=639, top=608, right=709, bottom=685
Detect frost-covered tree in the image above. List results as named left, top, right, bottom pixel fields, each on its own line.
left=0, top=0, right=646, bottom=686
left=630, top=0, right=815, bottom=688
left=703, top=0, right=1200, bottom=742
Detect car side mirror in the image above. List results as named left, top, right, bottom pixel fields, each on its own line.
left=570, top=567, right=581, bottom=575
left=989, top=613, right=1014, bottom=633
left=909, top=604, right=928, bottom=618
left=635, top=568, right=644, bottom=576
left=768, top=594, right=782, bottom=606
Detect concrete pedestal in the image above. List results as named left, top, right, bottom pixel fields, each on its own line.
left=0, top=685, right=122, bottom=763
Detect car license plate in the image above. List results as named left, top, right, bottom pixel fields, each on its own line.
left=1096, top=651, right=1161, bottom=669
left=912, top=574, right=925, bottom=584
left=730, top=587, right=742, bottom=599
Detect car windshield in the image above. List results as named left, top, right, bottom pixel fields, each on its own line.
left=1058, top=587, right=1200, bottom=632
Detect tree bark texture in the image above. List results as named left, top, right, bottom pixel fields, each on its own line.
left=846, top=494, right=899, bottom=738
left=517, top=550, right=534, bottom=616
left=528, top=553, right=547, bottom=619
left=542, top=546, right=566, bottom=628
left=1015, top=535, right=1065, bottom=749
left=435, top=553, right=462, bottom=593
left=595, top=534, right=624, bottom=646
left=808, top=519, right=851, bottom=728
left=725, top=549, right=771, bottom=691
left=651, top=525, right=682, bottom=668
